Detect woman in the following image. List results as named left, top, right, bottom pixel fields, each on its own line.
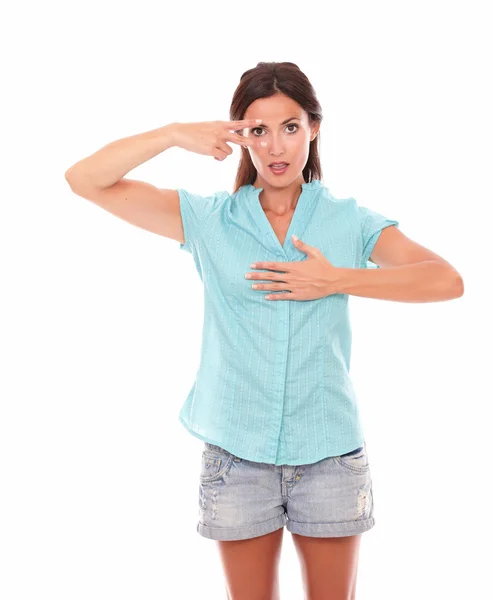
left=65, top=62, right=463, bottom=600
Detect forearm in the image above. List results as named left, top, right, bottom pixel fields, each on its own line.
left=65, top=122, right=179, bottom=189
left=336, top=260, right=464, bottom=303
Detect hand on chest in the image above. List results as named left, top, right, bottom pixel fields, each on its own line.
left=204, top=220, right=357, bottom=301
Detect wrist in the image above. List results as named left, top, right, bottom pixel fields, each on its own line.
left=334, top=267, right=355, bottom=294
left=162, top=122, right=180, bottom=148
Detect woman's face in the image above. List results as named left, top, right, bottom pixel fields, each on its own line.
left=242, top=94, right=319, bottom=186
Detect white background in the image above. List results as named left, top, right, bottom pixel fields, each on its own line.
left=2, top=0, right=493, bottom=598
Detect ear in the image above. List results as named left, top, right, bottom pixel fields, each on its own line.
left=310, top=123, right=320, bottom=142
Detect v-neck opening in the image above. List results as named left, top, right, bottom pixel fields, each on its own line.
left=244, top=180, right=322, bottom=257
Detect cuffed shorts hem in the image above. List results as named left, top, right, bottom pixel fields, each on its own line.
left=286, top=516, right=375, bottom=538
left=197, top=513, right=287, bottom=541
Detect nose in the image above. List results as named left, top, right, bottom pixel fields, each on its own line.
left=265, top=133, right=285, bottom=156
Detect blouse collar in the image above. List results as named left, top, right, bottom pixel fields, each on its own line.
left=239, top=179, right=324, bottom=258
left=245, top=178, right=322, bottom=196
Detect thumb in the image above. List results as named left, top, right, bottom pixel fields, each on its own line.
left=292, top=234, right=315, bottom=254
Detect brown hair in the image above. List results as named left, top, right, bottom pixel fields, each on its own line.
left=229, top=62, right=323, bottom=194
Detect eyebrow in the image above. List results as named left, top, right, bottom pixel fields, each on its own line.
left=257, top=117, right=301, bottom=127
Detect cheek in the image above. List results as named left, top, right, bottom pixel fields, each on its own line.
left=249, top=150, right=263, bottom=167
left=290, top=142, right=310, bottom=164
left=285, top=135, right=306, bottom=152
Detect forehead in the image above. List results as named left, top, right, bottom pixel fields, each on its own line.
left=244, top=94, right=305, bottom=122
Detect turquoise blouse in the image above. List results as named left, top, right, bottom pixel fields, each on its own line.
left=176, top=179, right=399, bottom=465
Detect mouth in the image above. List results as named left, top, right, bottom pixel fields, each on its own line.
left=268, top=162, right=289, bottom=175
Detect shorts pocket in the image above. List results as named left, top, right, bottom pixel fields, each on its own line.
left=200, top=445, right=235, bottom=483
left=336, top=445, right=369, bottom=473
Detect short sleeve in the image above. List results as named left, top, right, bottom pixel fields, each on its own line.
left=357, top=203, right=399, bottom=269
left=177, top=188, right=227, bottom=254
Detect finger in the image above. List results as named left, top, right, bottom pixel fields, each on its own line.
left=223, top=118, right=262, bottom=130
left=249, top=273, right=286, bottom=281
left=251, top=262, right=290, bottom=272
left=225, top=132, right=255, bottom=146
left=265, top=293, right=293, bottom=301
left=213, top=147, right=228, bottom=161
left=252, top=282, right=286, bottom=290
left=216, top=139, right=233, bottom=155
left=232, top=127, right=254, bottom=139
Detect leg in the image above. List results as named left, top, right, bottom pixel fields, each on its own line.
left=291, top=532, right=361, bottom=600
left=216, top=526, right=285, bottom=600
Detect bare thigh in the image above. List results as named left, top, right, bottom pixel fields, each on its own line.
left=292, top=532, right=361, bottom=600
left=216, top=527, right=285, bottom=600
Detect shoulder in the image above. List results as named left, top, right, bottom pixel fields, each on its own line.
left=177, top=187, right=231, bottom=221
left=316, top=184, right=355, bottom=209
left=317, top=188, right=361, bottom=224
left=333, top=195, right=363, bottom=216
left=327, top=194, right=378, bottom=227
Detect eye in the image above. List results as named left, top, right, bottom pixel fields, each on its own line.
left=251, top=123, right=300, bottom=136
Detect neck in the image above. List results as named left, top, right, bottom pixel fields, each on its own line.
left=254, top=177, right=305, bottom=216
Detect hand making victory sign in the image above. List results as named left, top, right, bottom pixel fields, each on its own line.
left=245, top=234, right=342, bottom=301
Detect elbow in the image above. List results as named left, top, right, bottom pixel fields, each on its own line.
left=452, top=273, right=464, bottom=298
left=65, top=167, right=77, bottom=187
left=65, top=166, right=89, bottom=191
left=440, top=262, right=464, bottom=299
left=65, top=163, right=78, bottom=180
left=65, top=173, right=75, bottom=190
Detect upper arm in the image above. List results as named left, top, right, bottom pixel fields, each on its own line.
left=355, top=200, right=459, bottom=272
left=65, top=177, right=186, bottom=242
left=356, top=203, right=400, bottom=269
left=174, top=188, right=229, bottom=253
left=369, top=225, right=459, bottom=271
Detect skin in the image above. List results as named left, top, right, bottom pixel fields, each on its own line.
left=240, top=94, right=342, bottom=303
left=241, top=94, right=462, bottom=304
left=243, top=93, right=320, bottom=217
left=215, top=95, right=461, bottom=599
left=218, top=96, right=361, bottom=600
left=217, top=528, right=361, bottom=600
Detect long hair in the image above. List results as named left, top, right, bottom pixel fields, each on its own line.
left=229, top=62, right=323, bottom=194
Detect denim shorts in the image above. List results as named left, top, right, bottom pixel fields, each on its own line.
left=197, top=441, right=375, bottom=541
